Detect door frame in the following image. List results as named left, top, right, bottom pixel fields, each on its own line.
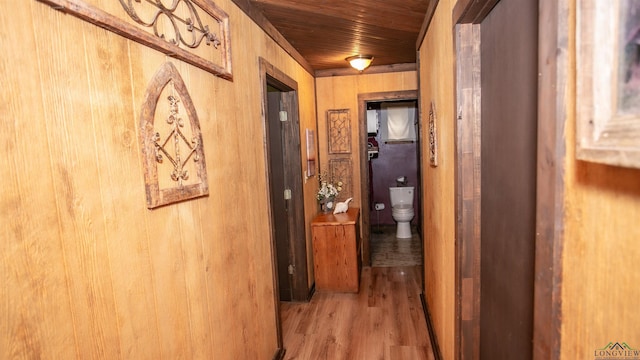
left=453, top=0, right=567, bottom=359
left=453, top=20, right=482, bottom=360
left=259, top=57, right=309, bottom=350
left=357, top=90, right=420, bottom=267
left=532, top=0, right=568, bottom=358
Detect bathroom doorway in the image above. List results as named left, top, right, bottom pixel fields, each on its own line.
left=259, top=59, right=308, bottom=306
left=357, top=90, right=422, bottom=271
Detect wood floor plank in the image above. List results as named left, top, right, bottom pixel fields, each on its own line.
left=390, top=345, right=435, bottom=360
left=281, top=266, right=434, bottom=360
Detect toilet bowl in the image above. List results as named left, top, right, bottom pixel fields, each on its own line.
left=389, top=186, right=415, bottom=238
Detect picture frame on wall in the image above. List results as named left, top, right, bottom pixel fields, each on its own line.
left=576, top=0, right=640, bottom=168
left=306, top=129, right=316, bottom=177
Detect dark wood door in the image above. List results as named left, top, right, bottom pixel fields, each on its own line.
left=479, top=0, right=538, bottom=358
left=267, top=90, right=292, bottom=301
left=264, top=73, right=308, bottom=302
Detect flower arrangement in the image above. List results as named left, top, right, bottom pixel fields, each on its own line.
left=316, top=172, right=343, bottom=213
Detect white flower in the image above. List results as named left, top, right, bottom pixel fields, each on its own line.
left=316, top=172, right=342, bottom=201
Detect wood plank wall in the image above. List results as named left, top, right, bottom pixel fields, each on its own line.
left=418, top=0, right=457, bottom=359
left=561, top=0, right=640, bottom=357
left=1, top=1, right=317, bottom=358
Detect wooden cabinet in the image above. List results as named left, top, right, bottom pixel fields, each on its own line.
left=311, top=208, right=361, bottom=293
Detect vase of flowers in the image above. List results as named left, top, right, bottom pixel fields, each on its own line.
left=317, top=173, right=343, bottom=213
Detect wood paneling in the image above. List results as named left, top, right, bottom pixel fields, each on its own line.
left=232, top=0, right=313, bottom=74
left=316, top=63, right=417, bottom=78
left=35, top=0, right=233, bottom=80
left=561, top=0, right=640, bottom=358
left=418, top=0, right=457, bottom=359
left=1, top=0, right=317, bottom=358
left=247, top=0, right=432, bottom=70
left=453, top=0, right=499, bottom=24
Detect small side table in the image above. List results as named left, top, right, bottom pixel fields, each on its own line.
left=311, top=207, right=361, bottom=293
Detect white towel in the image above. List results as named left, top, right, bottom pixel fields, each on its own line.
left=382, top=103, right=416, bottom=141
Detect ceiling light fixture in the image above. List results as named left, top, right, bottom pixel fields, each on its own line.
left=346, top=55, right=374, bottom=72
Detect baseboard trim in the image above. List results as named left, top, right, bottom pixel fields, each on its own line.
left=420, top=292, right=442, bottom=360
left=272, top=348, right=285, bottom=360
left=307, top=282, right=316, bottom=301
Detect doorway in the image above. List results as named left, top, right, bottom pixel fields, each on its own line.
left=454, top=0, right=538, bottom=358
left=366, top=100, right=422, bottom=267
left=357, top=90, right=421, bottom=270
left=259, top=58, right=308, bottom=305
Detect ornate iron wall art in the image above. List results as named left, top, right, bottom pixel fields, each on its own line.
left=429, top=101, right=438, bottom=167
left=37, top=0, right=232, bottom=80
left=119, top=0, right=221, bottom=50
left=329, top=158, right=353, bottom=201
left=153, top=94, right=201, bottom=183
left=140, top=62, right=209, bottom=208
left=327, top=109, right=352, bottom=154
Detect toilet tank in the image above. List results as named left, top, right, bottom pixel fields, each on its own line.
left=389, top=187, right=414, bottom=207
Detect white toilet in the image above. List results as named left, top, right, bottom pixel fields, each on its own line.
left=389, top=186, right=415, bottom=238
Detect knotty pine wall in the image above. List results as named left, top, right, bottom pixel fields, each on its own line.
left=560, top=0, right=640, bottom=357
left=418, top=0, right=456, bottom=359
left=1, top=1, right=318, bottom=359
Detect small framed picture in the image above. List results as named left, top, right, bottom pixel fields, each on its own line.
left=306, top=129, right=316, bottom=177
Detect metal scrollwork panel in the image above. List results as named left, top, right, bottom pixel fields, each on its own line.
left=140, top=62, right=209, bottom=208
left=329, top=158, right=353, bottom=201
left=118, top=0, right=222, bottom=50
left=37, top=0, right=232, bottom=80
left=327, top=109, right=351, bottom=154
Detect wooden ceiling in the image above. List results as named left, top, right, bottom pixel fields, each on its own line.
left=238, top=0, right=434, bottom=72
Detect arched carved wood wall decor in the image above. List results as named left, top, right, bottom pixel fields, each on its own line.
left=36, top=0, right=233, bottom=80
left=429, top=101, right=438, bottom=167
left=140, top=62, right=209, bottom=209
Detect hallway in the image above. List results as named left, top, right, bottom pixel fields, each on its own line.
left=281, top=226, right=434, bottom=360
left=280, top=266, right=434, bottom=359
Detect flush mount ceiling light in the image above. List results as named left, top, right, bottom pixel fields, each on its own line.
left=346, top=55, right=374, bottom=72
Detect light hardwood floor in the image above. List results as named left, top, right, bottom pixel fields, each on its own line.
left=280, top=266, right=435, bottom=360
